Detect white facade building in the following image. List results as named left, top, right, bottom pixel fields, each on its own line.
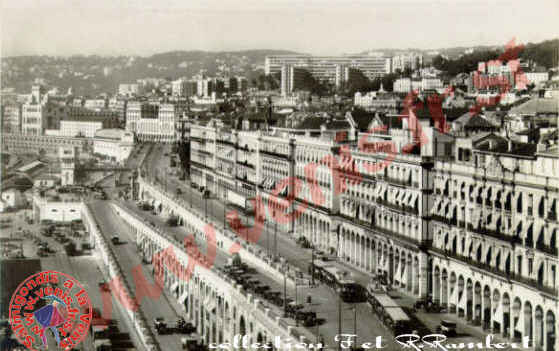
left=60, top=120, right=104, bottom=138
left=93, top=129, right=135, bottom=163
left=394, top=78, right=412, bottom=93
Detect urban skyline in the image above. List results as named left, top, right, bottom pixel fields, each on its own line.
left=1, top=0, right=559, bottom=57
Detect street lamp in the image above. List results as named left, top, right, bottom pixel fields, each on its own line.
left=273, top=210, right=278, bottom=258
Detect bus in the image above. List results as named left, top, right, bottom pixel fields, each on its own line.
left=367, top=291, right=413, bottom=335
left=312, top=261, right=365, bottom=303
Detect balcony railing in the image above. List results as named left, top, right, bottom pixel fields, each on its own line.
left=431, top=214, right=457, bottom=226
left=385, top=177, right=412, bottom=187
left=535, top=242, right=558, bottom=256
left=260, top=149, right=290, bottom=160
left=376, top=198, right=419, bottom=215
left=467, top=224, right=522, bottom=245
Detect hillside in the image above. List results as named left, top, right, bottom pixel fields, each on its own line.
left=1, top=50, right=300, bottom=96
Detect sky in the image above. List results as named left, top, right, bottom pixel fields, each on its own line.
left=1, top=0, right=558, bottom=57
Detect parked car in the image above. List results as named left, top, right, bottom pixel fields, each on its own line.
left=154, top=317, right=169, bottom=334
left=436, top=320, right=457, bottom=337
left=175, top=318, right=195, bottom=334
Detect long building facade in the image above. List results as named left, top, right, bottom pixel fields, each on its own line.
left=187, top=111, right=558, bottom=351
left=265, top=55, right=392, bottom=82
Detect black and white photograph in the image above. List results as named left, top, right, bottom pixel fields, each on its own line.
left=0, top=1, right=558, bottom=350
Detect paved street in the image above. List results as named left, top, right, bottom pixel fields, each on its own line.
left=141, top=143, right=511, bottom=349
left=89, top=200, right=185, bottom=351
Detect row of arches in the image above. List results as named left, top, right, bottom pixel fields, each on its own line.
left=432, top=263, right=557, bottom=351
left=134, top=225, right=274, bottom=347
left=339, top=224, right=427, bottom=297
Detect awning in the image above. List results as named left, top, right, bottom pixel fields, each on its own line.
left=205, top=298, right=217, bottom=313
left=170, top=281, right=179, bottom=293
left=178, top=291, right=188, bottom=305
left=379, top=185, right=387, bottom=199
left=449, top=286, right=457, bottom=305
left=493, top=302, right=503, bottom=324
left=514, top=309, right=524, bottom=334
left=404, top=192, right=412, bottom=206
left=410, top=193, right=418, bottom=208
left=393, top=189, right=400, bottom=203
left=432, top=198, right=441, bottom=215
left=447, top=204, right=457, bottom=219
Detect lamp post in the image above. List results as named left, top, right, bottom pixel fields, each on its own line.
left=338, top=293, right=342, bottom=351
left=204, top=191, right=208, bottom=220
left=223, top=201, right=227, bottom=231
left=274, top=210, right=278, bottom=258
left=283, top=265, right=287, bottom=318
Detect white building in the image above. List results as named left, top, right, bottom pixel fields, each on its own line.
left=525, top=72, right=549, bottom=86
left=126, top=102, right=176, bottom=143
left=1, top=104, right=22, bottom=133
left=60, top=120, right=104, bottom=138
left=394, top=78, right=412, bottom=93
left=421, top=78, right=443, bottom=91
left=93, top=129, right=135, bottom=163
left=84, top=99, right=107, bottom=111
left=172, top=79, right=197, bottom=97
left=392, top=53, right=423, bottom=72
left=32, top=195, right=82, bottom=222
left=118, top=83, right=139, bottom=96
left=21, top=103, right=45, bottom=135
left=0, top=189, right=26, bottom=212
left=59, top=147, right=76, bottom=186
left=281, top=65, right=306, bottom=96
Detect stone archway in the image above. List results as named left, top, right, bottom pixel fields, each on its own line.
left=466, top=279, right=473, bottom=321
left=433, top=266, right=441, bottom=304
left=524, top=302, right=533, bottom=346
left=512, top=297, right=522, bottom=340
left=545, top=311, right=555, bottom=351
left=474, top=282, right=482, bottom=325
left=483, top=286, right=491, bottom=330
left=441, top=270, right=448, bottom=308
left=239, top=315, right=246, bottom=336
left=535, top=306, right=544, bottom=349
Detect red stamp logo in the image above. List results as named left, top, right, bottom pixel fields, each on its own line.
left=8, top=271, right=92, bottom=351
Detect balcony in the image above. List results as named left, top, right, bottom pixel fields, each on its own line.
left=466, top=223, right=522, bottom=245
left=236, top=160, right=255, bottom=169
left=385, top=177, right=412, bottom=187
left=535, top=242, right=558, bottom=257
left=260, top=147, right=290, bottom=159
left=190, top=135, right=206, bottom=143
left=431, top=214, right=457, bottom=226
left=371, top=224, right=429, bottom=249
left=376, top=198, right=419, bottom=215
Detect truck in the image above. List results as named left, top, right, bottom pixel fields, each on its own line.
left=226, top=190, right=254, bottom=213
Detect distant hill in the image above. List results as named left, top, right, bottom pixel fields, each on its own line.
left=359, top=38, right=558, bottom=66
left=1, top=49, right=301, bottom=96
